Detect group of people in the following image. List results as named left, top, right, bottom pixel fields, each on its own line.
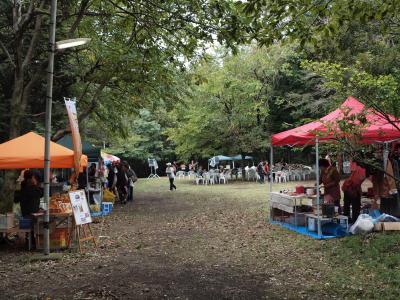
left=319, top=147, right=400, bottom=222
left=256, top=161, right=270, bottom=183
left=77, top=161, right=138, bottom=205
left=105, top=161, right=138, bottom=204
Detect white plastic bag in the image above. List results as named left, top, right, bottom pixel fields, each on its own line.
left=350, top=214, right=374, bottom=235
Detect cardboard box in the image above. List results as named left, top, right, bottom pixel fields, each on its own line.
left=374, top=222, right=383, bottom=231
left=383, top=222, right=400, bottom=231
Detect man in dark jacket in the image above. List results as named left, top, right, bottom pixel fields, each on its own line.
left=257, top=161, right=265, bottom=184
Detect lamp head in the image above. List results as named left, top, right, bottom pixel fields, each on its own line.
left=56, top=38, right=91, bottom=50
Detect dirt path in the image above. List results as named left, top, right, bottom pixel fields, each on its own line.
left=1, top=179, right=344, bottom=299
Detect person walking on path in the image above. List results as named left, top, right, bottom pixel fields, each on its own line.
left=166, top=162, right=177, bottom=191
left=263, top=161, right=270, bottom=182
left=257, top=161, right=265, bottom=184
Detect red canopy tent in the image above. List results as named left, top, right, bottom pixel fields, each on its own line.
left=272, top=96, right=400, bottom=147
left=269, top=96, right=400, bottom=237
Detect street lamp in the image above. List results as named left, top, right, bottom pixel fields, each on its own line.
left=43, top=0, right=90, bottom=255
left=56, top=38, right=91, bottom=50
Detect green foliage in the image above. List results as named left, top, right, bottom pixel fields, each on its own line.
left=302, top=60, right=400, bottom=116
left=0, top=0, right=247, bottom=141
left=167, top=44, right=327, bottom=160
left=241, top=0, right=400, bottom=48
left=105, top=109, right=175, bottom=161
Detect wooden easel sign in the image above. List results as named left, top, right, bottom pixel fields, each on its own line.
left=69, top=190, right=97, bottom=253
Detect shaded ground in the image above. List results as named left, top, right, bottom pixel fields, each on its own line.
left=1, top=178, right=400, bottom=299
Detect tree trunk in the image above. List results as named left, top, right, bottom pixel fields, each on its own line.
left=1, top=76, right=25, bottom=213
left=0, top=171, right=17, bottom=213
left=9, top=76, right=24, bottom=139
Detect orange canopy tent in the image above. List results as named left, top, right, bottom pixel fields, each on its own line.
left=0, top=132, right=88, bottom=169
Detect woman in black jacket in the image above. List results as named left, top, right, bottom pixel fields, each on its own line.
left=19, top=171, right=43, bottom=218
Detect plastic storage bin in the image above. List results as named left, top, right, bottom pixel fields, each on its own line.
left=101, top=202, right=113, bottom=215
left=19, top=217, right=32, bottom=229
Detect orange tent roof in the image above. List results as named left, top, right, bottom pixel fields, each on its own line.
left=0, top=132, right=88, bottom=169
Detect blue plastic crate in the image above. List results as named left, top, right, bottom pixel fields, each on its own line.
left=101, top=202, right=113, bottom=215
left=19, top=217, right=32, bottom=229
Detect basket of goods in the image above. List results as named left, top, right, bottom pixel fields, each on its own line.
left=50, top=194, right=72, bottom=214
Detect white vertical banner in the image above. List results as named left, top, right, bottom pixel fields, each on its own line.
left=65, top=98, right=82, bottom=176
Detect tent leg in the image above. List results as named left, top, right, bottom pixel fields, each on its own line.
left=383, top=142, right=389, bottom=177
left=269, top=146, right=274, bottom=223
left=315, top=139, right=321, bottom=237
left=86, top=165, right=90, bottom=202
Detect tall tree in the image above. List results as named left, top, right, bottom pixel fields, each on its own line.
left=0, top=0, right=245, bottom=212
left=168, top=44, right=326, bottom=160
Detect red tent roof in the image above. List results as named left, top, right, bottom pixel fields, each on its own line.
left=271, top=96, right=400, bottom=147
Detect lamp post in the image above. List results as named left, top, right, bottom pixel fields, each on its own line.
left=43, top=0, right=90, bottom=255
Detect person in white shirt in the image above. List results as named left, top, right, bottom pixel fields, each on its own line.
left=166, top=163, right=176, bottom=191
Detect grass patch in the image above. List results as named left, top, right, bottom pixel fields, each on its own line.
left=136, top=178, right=400, bottom=298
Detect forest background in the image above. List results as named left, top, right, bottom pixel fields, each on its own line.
left=1, top=0, right=400, bottom=180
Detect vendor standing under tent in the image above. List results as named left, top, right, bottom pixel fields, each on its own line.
left=342, top=162, right=366, bottom=222
left=319, top=158, right=341, bottom=212
left=370, top=154, right=397, bottom=215
left=15, top=170, right=43, bottom=218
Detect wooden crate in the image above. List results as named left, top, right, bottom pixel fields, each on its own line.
left=0, top=213, right=14, bottom=229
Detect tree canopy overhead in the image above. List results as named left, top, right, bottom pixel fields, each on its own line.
left=0, top=0, right=245, bottom=142
left=1, top=0, right=400, bottom=163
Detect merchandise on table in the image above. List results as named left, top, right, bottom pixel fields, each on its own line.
left=49, top=193, right=72, bottom=214
left=90, top=204, right=101, bottom=212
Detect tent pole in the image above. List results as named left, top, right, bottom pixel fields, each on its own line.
left=86, top=165, right=90, bottom=203
left=383, top=142, right=389, bottom=177
left=315, top=138, right=321, bottom=237
left=269, top=146, right=273, bottom=222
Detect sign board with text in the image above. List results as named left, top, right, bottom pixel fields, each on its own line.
left=69, top=190, right=92, bottom=225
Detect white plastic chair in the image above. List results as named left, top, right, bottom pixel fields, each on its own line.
left=187, top=171, right=195, bottom=180
left=237, top=168, right=242, bottom=180
left=290, top=170, right=302, bottom=181
left=203, top=172, right=213, bottom=185
left=275, top=171, right=288, bottom=183
left=247, top=169, right=257, bottom=181
left=219, top=174, right=227, bottom=184
left=177, top=171, right=185, bottom=180
left=195, top=175, right=204, bottom=185
left=302, top=169, right=311, bottom=181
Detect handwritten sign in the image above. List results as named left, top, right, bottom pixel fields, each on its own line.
left=69, top=190, right=92, bottom=225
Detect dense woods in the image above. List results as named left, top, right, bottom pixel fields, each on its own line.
left=1, top=0, right=399, bottom=166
